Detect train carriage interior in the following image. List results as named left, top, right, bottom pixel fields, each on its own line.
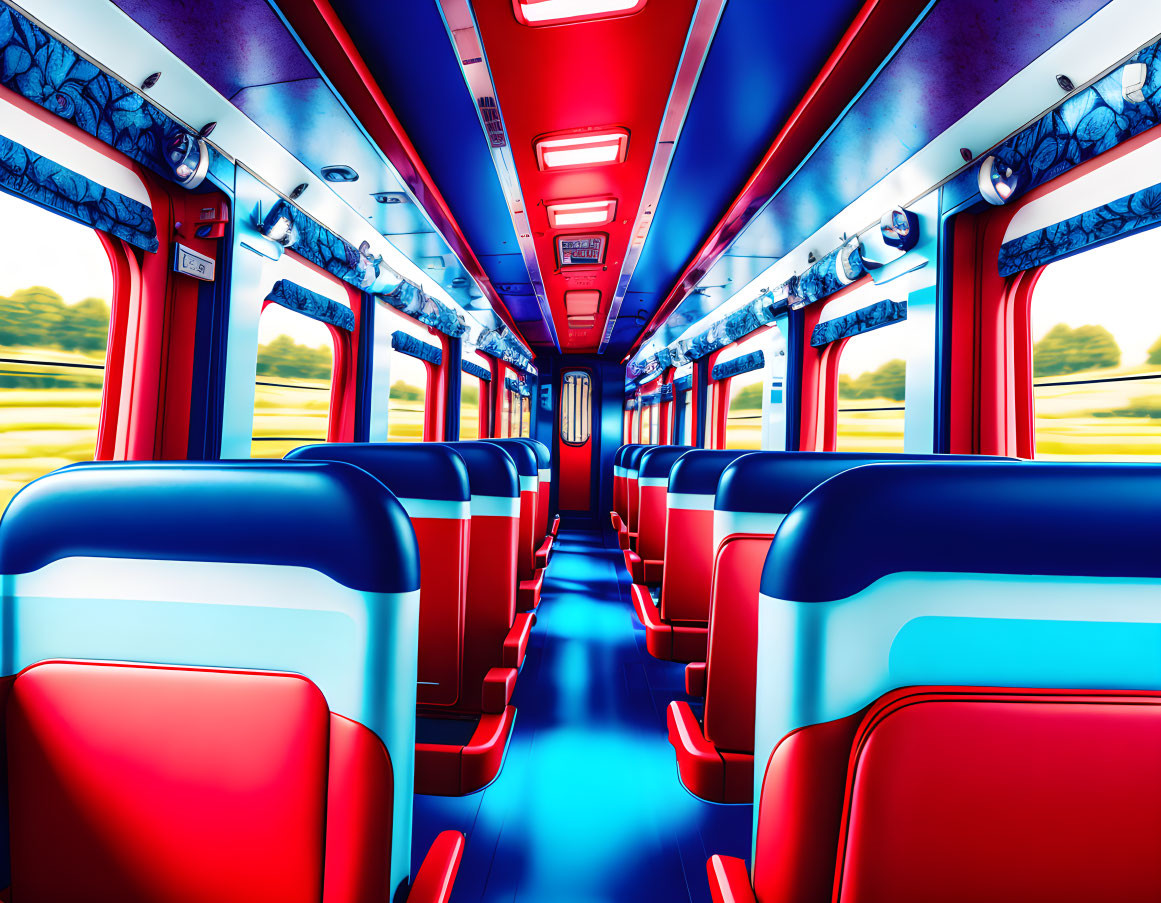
left=3, top=0, right=1161, bottom=900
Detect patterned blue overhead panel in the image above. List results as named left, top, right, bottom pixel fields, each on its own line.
left=986, top=40, right=1161, bottom=208
left=712, top=350, right=765, bottom=381
left=478, top=325, right=536, bottom=375
left=505, top=375, right=531, bottom=397
left=0, top=4, right=214, bottom=191
left=0, top=134, right=158, bottom=251
left=673, top=373, right=693, bottom=393
left=266, top=279, right=355, bottom=331
left=998, top=182, right=1161, bottom=276
left=391, top=330, right=442, bottom=365
left=461, top=359, right=491, bottom=382
left=793, top=242, right=866, bottom=306
left=811, top=299, right=907, bottom=347
left=379, top=279, right=467, bottom=338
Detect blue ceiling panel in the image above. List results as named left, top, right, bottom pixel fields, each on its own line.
left=111, top=0, right=318, bottom=99
left=734, top=0, right=1114, bottom=265
left=478, top=253, right=540, bottom=286
left=625, top=0, right=866, bottom=300
left=328, top=0, right=522, bottom=264
left=614, top=0, right=1115, bottom=359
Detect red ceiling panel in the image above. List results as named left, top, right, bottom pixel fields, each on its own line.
left=472, top=0, right=698, bottom=351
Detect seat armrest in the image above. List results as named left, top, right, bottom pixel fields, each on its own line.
left=550, top=514, right=560, bottom=538
left=707, top=854, right=757, bottom=903
left=534, top=534, right=553, bottom=570
left=503, top=611, right=536, bottom=668
left=685, top=662, right=706, bottom=697
left=409, top=830, right=465, bottom=903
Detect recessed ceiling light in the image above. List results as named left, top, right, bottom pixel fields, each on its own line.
left=514, top=0, right=647, bottom=26
left=565, top=290, right=600, bottom=316
left=535, top=129, right=629, bottom=171
left=547, top=198, right=617, bottom=228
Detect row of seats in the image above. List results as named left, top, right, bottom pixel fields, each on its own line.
left=289, top=438, right=556, bottom=795
left=702, top=461, right=1161, bottom=902
left=613, top=445, right=1003, bottom=803
left=0, top=436, right=557, bottom=901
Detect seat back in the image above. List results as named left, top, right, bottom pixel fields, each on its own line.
left=705, top=452, right=996, bottom=754
left=613, top=444, right=642, bottom=525
left=658, top=450, right=750, bottom=624
left=0, top=461, right=421, bottom=898
left=635, top=447, right=690, bottom=566
left=444, top=442, right=521, bottom=710
left=623, top=445, right=652, bottom=536
left=286, top=444, right=471, bottom=709
left=519, top=437, right=552, bottom=542
left=749, top=462, right=1161, bottom=903
left=484, top=439, right=540, bottom=579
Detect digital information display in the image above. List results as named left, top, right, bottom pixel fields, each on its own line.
left=556, top=234, right=606, bottom=267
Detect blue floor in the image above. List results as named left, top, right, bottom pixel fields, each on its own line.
left=412, top=528, right=752, bottom=902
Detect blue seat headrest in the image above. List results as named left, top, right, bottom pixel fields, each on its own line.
left=483, top=439, right=538, bottom=477
left=761, top=461, right=1161, bottom=604
left=442, top=442, right=519, bottom=498
left=286, top=443, right=470, bottom=503
left=716, top=452, right=1009, bottom=513
left=668, top=450, right=753, bottom=495
left=639, top=447, right=692, bottom=480
left=0, top=461, right=419, bottom=593
left=518, top=438, right=551, bottom=468
left=624, top=445, right=652, bottom=470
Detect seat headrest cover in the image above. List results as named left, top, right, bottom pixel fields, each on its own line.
left=518, top=438, right=550, bottom=468
left=483, top=439, right=537, bottom=477
left=442, top=442, right=520, bottom=498
left=0, top=461, right=419, bottom=593
left=639, top=447, right=692, bottom=480
left=286, top=443, right=470, bottom=503
left=716, top=452, right=1005, bottom=513
left=668, top=450, right=753, bottom=495
left=624, top=445, right=653, bottom=469
left=762, top=462, right=1161, bottom=603
left=615, top=444, right=644, bottom=467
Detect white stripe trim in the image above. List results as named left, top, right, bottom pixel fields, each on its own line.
left=538, top=468, right=552, bottom=484
left=397, top=498, right=471, bottom=521
left=613, top=465, right=628, bottom=478
left=520, top=475, right=539, bottom=494
left=667, top=491, right=715, bottom=512
left=638, top=477, right=669, bottom=489
left=470, top=495, right=521, bottom=518
left=713, top=510, right=786, bottom=555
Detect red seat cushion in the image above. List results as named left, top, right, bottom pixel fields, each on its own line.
left=7, top=661, right=331, bottom=903
left=834, top=689, right=1161, bottom=903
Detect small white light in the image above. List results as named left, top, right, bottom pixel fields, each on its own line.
left=518, top=0, right=644, bottom=24
left=978, top=155, right=1018, bottom=206
left=1123, top=62, right=1148, bottom=104
left=535, top=130, right=628, bottom=170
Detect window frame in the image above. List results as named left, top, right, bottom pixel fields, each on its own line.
left=560, top=369, right=593, bottom=446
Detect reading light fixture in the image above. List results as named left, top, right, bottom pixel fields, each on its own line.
left=535, top=129, right=629, bottom=171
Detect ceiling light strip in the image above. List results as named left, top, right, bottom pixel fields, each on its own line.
left=596, top=0, right=727, bottom=353
left=436, top=0, right=561, bottom=351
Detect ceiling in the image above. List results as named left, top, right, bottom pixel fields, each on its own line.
left=110, top=0, right=1119, bottom=363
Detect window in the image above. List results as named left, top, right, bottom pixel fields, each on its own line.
left=388, top=343, right=429, bottom=442
left=561, top=370, right=591, bottom=444
left=460, top=378, right=483, bottom=439
left=724, top=369, right=763, bottom=450
left=1, top=192, right=114, bottom=512
left=520, top=393, right=531, bottom=437
left=1031, top=228, right=1161, bottom=460
left=251, top=304, right=335, bottom=458
left=835, top=323, right=906, bottom=452
left=681, top=389, right=693, bottom=444
left=639, top=401, right=654, bottom=445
